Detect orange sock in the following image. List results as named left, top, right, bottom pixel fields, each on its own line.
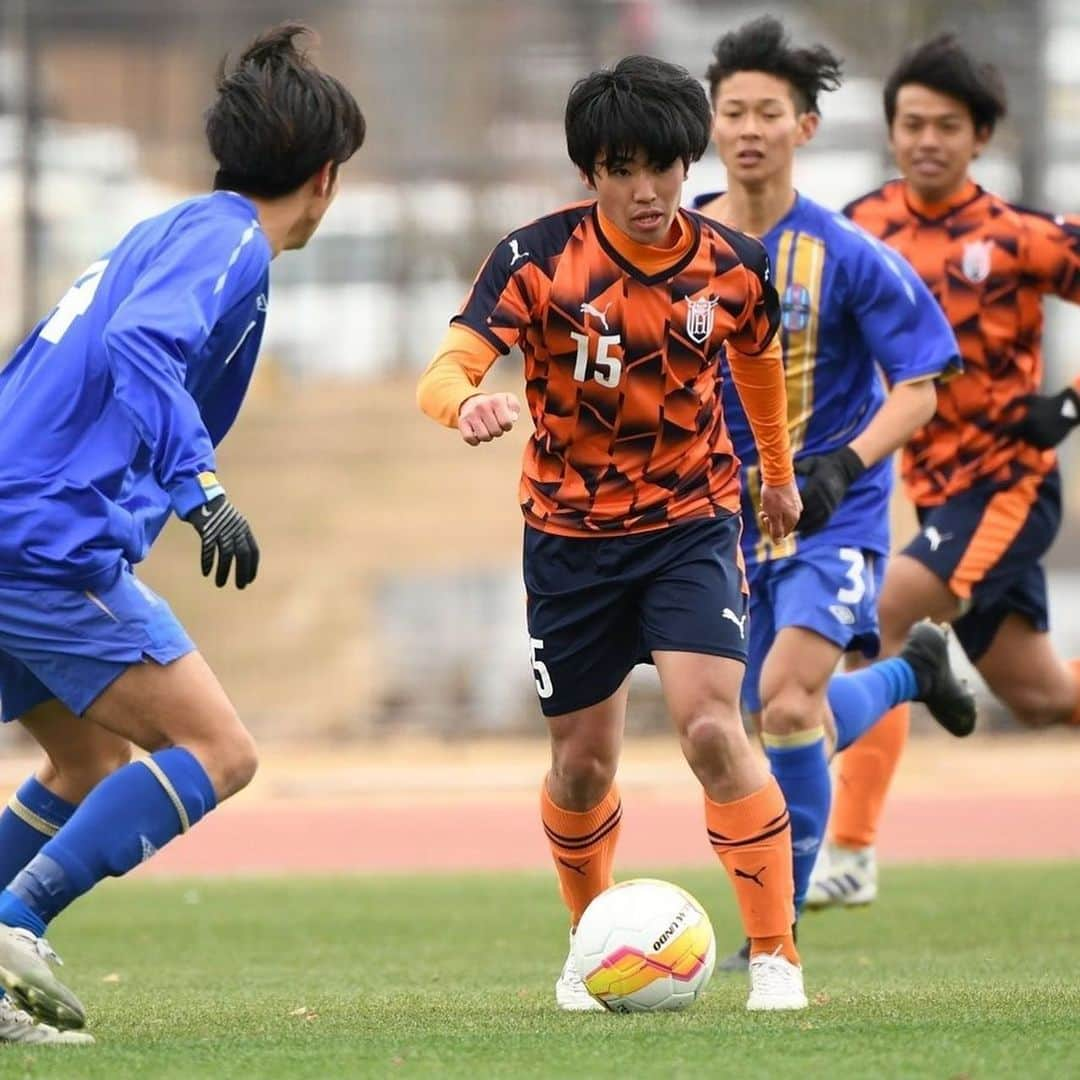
left=705, top=777, right=798, bottom=964
left=540, top=780, right=622, bottom=927
left=1069, top=660, right=1080, bottom=725
left=832, top=703, right=910, bottom=848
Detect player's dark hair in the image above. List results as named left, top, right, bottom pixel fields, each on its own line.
left=206, top=22, right=366, bottom=198
left=705, top=16, right=842, bottom=115
left=883, top=33, right=1007, bottom=134
left=565, top=55, right=711, bottom=178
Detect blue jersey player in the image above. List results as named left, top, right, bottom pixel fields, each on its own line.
left=694, top=18, right=976, bottom=969
left=0, top=24, right=363, bottom=1041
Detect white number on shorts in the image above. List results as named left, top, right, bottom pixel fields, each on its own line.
left=40, top=260, right=110, bottom=344
left=837, top=547, right=866, bottom=604
left=529, top=637, right=554, bottom=699
left=569, top=331, right=622, bottom=388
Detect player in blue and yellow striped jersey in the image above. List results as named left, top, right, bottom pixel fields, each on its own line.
left=0, top=24, right=363, bottom=1040
left=693, top=17, right=974, bottom=967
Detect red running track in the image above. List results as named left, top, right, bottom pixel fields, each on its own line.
left=135, top=793, right=1080, bottom=877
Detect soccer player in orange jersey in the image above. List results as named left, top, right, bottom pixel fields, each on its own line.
left=809, top=34, right=1080, bottom=908
left=418, top=56, right=809, bottom=1011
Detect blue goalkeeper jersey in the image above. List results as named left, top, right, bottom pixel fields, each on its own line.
left=691, top=192, right=960, bottom=567
left=0, top=191, right=271, bottom=587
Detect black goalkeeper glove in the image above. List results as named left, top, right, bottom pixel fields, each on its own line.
left=184, top=494, right=260, bottom=589
left=794, top=446, right=866, bottom=536
left=1004, top=386, right=1080, bottom=450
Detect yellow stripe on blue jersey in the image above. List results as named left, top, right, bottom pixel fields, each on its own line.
left=754, top=229, right=826, bottom=563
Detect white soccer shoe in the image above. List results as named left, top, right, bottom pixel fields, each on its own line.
left=555, top=932, right=605, bottom=1012
left=804, top=843, right=878, bottom=909
left=0, top=926, right=86, bottom=1031
left=746, top=949, right=808, bottom=1012
left=0, top=995, right=94, bottom=1044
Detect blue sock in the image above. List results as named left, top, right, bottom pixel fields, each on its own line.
left=0, top=777, right=77, bottom=886
left=827, top=659, right=918, bottom=752
left=764, top=733, right=831, bottom=913
left=0, top=778, right=77, bottom=937
left=0, top=748, right=216, bottom=928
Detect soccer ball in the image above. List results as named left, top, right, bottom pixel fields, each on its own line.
left=572, top=878, right=716, bottom=1013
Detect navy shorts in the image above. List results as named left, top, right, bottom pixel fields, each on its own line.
left=742, top=546, right=885, bottom=714
left=905, top=469, right=1061, bottom=662
left=523, top=514, right=748, bottom=717
left=0, top=562, right=195, bottom=722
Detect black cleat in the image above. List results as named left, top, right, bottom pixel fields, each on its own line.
left=900, top=622, right=977, bottom=737
left=716, top=938, right=750, bottom=973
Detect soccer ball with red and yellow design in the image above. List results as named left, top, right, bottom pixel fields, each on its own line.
left=572, top=878, right=716, bottom=1013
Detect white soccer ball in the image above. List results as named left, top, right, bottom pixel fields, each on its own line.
left=572, top=878, right=716, bottom=1012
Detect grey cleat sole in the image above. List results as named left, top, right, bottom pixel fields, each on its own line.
left=0, top=962, right=86, bottom=1032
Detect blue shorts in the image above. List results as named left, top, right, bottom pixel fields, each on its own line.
left=742, top=547, right=885, bottom=714
left=524, top=515, right=748, bottom=717
left=0, top=563, right=195, bottom=722
left=907, top=469, right=1061, bottom=662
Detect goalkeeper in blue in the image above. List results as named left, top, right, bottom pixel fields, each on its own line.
left=693, top=17, right=976, bottom=969
left=0, top=23, right=363, bottom=1041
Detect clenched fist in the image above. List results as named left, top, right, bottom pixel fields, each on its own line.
left=458, top=392, right=522, bottom=446
left=759, top=480, right=803, bottom=543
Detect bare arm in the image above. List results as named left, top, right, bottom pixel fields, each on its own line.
left=848, top=378, right=937, bottom=468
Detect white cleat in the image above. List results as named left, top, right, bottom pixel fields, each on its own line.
left=746, top=948, right=808, bottom=1012
left=804, top=844, right=878, bottom=909
left=555, top=932, right=605, bottom=1012
left=0, top=926, right=86, bottom=1031
left=0, top=995, right=94, bottom=1044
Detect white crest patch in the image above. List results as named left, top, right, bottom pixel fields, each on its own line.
left=686, top=296, right=719, bottom=344
left=961, top=239, right=994, bottom=284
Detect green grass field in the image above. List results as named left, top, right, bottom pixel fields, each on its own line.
left=10, top=864, right=1080, bottom=1078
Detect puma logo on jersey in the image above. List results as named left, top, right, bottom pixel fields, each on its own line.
left=924, top=526, right=953, bottom=552
left=721, top=607, right=747, bottom=638
left=580, top=301, right=612, bottom=331
left=508, top=238, right=529, bottom=266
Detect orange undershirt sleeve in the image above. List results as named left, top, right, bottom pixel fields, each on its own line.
left=726, top=336, right=794, bottom=487
left=416, top=324, right=501, bottom=428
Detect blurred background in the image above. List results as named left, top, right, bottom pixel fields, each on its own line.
left=1, top=0, right=1078, bottom=741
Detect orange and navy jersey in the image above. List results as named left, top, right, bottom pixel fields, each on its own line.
left=846, top=179, right=1080, bottom=506
left=451, top=202, right=781, bottom=536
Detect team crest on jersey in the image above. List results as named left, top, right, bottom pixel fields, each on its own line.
left=685, top=295, right=719, bottom=344
left=781, top=283, right=812, bottom=333
left=961, top=239, right=994, bottom=284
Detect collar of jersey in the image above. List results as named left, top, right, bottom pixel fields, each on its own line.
left=593, top=205, right=699, bottom=284
left=901, top=178, right=983, bottom=221
left=689, top=189, right=803, bottom=244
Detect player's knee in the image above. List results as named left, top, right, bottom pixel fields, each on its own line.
left=681, top=708, right=743, bottom=763
left=1002, top=683, right=1074, bottom=728
left=761, top=686, right=821, bottom=738
left=549, top=746, right=617, bottom=809
left=220, top=728, right=259, bottom=798
left=191, top=719, right=259, bottom=801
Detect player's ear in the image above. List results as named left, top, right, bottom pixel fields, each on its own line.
left=795, top=111, right=819, bottom=148
left=579, top=167, right=597, bottom=192
left=971, top=124, right=992, bottom=160
left=313, top=160, right=337, bottom=199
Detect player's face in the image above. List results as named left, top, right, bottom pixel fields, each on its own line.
left=586, top=152, right=687, bottom=246
left=711, top=71, right=817, bottom=188
left=889, top=84, right=990, bottom=204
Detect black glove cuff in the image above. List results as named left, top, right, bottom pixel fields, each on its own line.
left=835, top=445, right=866, bottom=483
left=1065, top=386, right=1080, bottom=427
